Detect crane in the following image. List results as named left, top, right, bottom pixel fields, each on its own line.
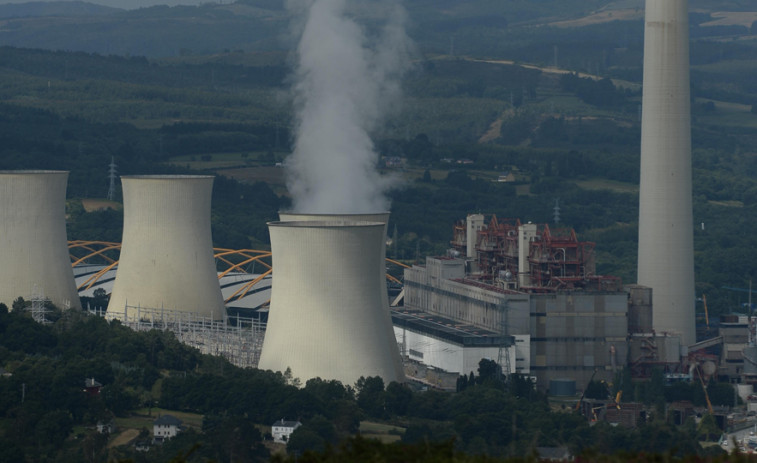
left=575, top=369, right=598, bottom=412
left=697, top=363, right=714, bottom=415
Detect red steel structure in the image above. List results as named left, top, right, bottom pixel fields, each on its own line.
left=452, top=215, right=620, bottom=292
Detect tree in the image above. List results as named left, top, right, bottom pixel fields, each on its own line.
left=584, top=380, right=609, bottom=400
left=283, top=367, right=301, bottom=388
left=477, top=358, right=500, bottom=385
left=12, top=297, right=25, bottom=312
left=697, top=413, right=720, bottom=442
left=385, top=382, right=413, bottom=416
left=286, top=427, right=326, bottom=455
left=457, top=374, right=469, bottom=392
left=92, top=288, right=108, bottom=310
left=355, top=376, right=386, bottom=419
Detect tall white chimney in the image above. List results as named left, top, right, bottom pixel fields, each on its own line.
left=637, top=0, right=696, bottom=346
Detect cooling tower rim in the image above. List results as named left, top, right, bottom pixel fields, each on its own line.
left=121, top=175, right=214, bottom=180
left=268, top=220, right=385, bottom=229
left=0, top=170, right=68, bottom=175
left=278, top=210, right=390, bottom=217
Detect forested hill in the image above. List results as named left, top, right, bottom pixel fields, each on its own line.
left=0, top=0, right=751, bottom=59
left=0, top=306, right=731, bottom=461
left=0, top=1, right=119, bottom=18
left=0, top=46, right=286, bottom=248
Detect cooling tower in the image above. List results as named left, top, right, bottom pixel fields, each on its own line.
left=0, top=171, right=81, bottom=310
left=259, top=221, right=403, bottom=386
left=278, top=211, right=391, bottom=308
left=107, top=175, right=224, bottom=320
left=278, top=211, right=404, bottom=381
left=637, top=0, right=695, bottom=346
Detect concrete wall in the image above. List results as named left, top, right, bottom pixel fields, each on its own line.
left=404, top=260, right=626, bottom=390
left=404, top=258, right=531, bottom=334
left=393, top=325, right=521, bottom=376
left=627, top=285, right=653, bottom=334
left=0, top=171, right=81, bottom=310
left=529, top=292, right=628, bottom=390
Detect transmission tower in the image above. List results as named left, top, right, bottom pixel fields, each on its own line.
left=107, top=157, right=118, bottom=201
left=29, top=285, right=51, bottom=324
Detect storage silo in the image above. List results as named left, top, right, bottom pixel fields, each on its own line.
left=259, top=220, right=403, bottom=386
left=637, top=0, right=696, bottom=346
left=107, top=175, right=224, bottom=320
left=0, top=170, right=81, bottom=310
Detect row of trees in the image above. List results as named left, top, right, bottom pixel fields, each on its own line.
left=0, top=304, right=740, bottom=462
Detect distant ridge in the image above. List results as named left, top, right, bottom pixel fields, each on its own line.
left=0, top=1, right=121, bottom=19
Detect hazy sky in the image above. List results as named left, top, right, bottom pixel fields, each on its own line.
left=0, top=0, right=222, bottom=9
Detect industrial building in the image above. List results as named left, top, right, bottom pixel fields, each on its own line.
left=107, top=175, right=225, bottom=321
left=258, top=220, right=404, bottom=386
left=392, top=308, right=526, bottom=385
left=399, top=214, right=631, bottom=391
left=402, top=238, right=628, bottom=391
left=0, top=170, right=81, bottom=311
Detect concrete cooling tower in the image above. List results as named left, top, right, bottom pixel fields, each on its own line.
left=107, top=175, right=225, bottom=320
left=637, top=0, right=696, bottom=346
left=0, top=171, right=81, bottom=310
left=278, top=211, right=391, bottom=308
left=259, top=220, right=403, bottom=386
left=278, top=211, right=404, bottom=382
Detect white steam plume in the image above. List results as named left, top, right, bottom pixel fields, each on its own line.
left=285, top=0, right=413, bottom=214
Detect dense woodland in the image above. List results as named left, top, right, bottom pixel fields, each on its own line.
left=0, top=0, right=756, bottom=460
left=0, top=307, right=736, bottom=462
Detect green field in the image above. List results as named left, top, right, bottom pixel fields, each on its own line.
left=359, top=421, right=405, bottom=444
left=575, top=178, right=638, bottom=194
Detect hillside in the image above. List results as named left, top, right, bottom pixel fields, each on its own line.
left=0, top=1, right=753, bottom=312
left=0, top=0, right=751, bottom=59
left=0, top=307, right=731, bottom=461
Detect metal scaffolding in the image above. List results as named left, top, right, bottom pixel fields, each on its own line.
left=101, top=305, right=266, bottom=369
left=29, top=285, right=52, bottom=325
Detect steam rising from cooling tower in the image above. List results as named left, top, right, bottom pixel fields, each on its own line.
left=637, top=0, right=695, bottom=346
left=285, top=0, right=412, bottom=214
left=107, top=175, right=225, bottom=320
left=0, top=171, right=81, bottom=310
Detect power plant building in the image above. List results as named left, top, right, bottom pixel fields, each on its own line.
left=107, top=175, right=225, bottom=321
left=637, top=0, right=696, bottom=346
left=259, top=220, right=403, bottom=386
left=400, top=215, right=629, bottom=391
left=0, top=170, right=81, bottom=310
left=403, top=256, right=627, bottom=391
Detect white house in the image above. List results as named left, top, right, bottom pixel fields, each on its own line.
left=271, top=419, right=301, bottom=443
left=153, top=414, right=183, bottom=442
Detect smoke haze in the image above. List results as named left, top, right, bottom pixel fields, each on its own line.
left=285, top=0, right=413, bottom=214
